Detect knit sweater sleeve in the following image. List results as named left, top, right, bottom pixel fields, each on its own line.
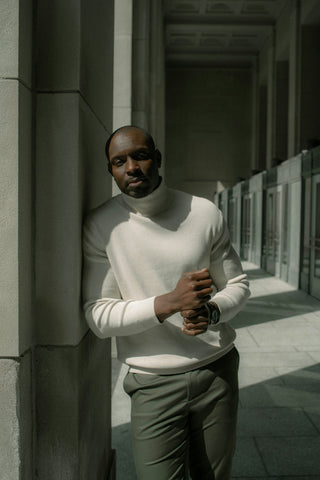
left=82, top=218, right=159, bottom=338
left=209, top=210, right=250, bottom=323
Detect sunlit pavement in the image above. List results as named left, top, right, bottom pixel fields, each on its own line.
left=112, top=262, right=320, bottom=479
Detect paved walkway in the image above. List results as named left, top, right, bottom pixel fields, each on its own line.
left=112, top=262, right=320, bottom=479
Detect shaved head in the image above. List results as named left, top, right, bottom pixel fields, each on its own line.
left=105, top=126, right=156, bottom=173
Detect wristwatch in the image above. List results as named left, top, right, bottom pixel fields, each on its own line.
left=205, top=302, right=220, bottom=325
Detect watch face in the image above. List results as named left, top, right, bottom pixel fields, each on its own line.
left=206, top=303, right=220, bottom=325
left=208, top=303, right=220, bottom=324
left=211, top=308, right=219, bottom=324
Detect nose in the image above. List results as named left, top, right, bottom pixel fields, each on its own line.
left=126, top=156, right=140, bottom=174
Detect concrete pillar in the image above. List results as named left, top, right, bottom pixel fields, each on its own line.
left=257, top=83, right=267, bottom=171
left=132, top=0, right=166, bottom=155
left=0, top=0, right=33, bottom=478
left=132, top=0, right=151, bottom=129
left=274, top=2, right=291, bottom=161
left=149, top=0, right=166, bottom=157
left=266, top=30, right=276, bottom=169
left=0, top=0, right=116, bottom=478
left=113, top=0, right=133, bottom=129
left=112, top=0, right=133, bottom=196
left=274, top=60, right=289, bottom=160
left=35, top=0, right=115, bottom=478
left=299, top=26, right=320, bottom=150
left=287, top=1, right=301, bottom=157
left=251, top=58, right=260, bottom=171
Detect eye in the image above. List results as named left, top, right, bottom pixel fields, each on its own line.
left=132, top=151, right=150, bottom=161
left=112, top=158, right=125, bottom=167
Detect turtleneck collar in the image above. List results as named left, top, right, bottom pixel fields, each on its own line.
left=119, top=178, right=171, bottom=217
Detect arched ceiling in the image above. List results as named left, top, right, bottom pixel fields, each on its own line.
left=164, top=0, right=288, bottom=67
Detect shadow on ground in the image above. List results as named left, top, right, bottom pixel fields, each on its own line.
left=112, top=362, right=320, bottom=479
left=112, top=262, right=320, bottom=479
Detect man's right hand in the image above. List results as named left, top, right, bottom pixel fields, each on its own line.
left=154, top=268, right=213, bottom=323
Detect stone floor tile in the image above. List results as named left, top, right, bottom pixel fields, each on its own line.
left=238, top=366, right=283, bottom=388
left=232, top=477, right=320, bottom=480
left=234, top=328, right=258, bottom=348
left=296, top=345, right=320, bottom=351
left=239, top=351, right=315, bottom=368
left=308, top=351, right=320, bottom=362
left=304, top=407, right=320, bottom=433
left=112, top=423, right=136, bottom=480
left=256, top=436, right=320, bottom=476
left=304, top=314, right=320, bottom=331
left=237, top=407, right=318, bottom=437
left=239, top=382, right=320, bottom=408
left=232, top=310, right=280, bottom=329
left=231, top=477, right=280, bottom=480
left=247, top=321, right=320, bottom=347
left=237, top=345, right=296, bottom=352
left=231, top=437, right=267, bottom=477
left=240, top=382, right=320, bottom=407
left=275, top=364, right=320, bottom=387
left=231, top=477, right=320, bottom=480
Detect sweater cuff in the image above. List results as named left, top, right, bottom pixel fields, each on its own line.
left=125, top=296, right=159, bottom=328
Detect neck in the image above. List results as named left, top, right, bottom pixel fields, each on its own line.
left=121, top=178, right=170, bottom=216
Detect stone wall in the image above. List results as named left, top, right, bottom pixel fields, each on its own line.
left=166, top=67, right=252, bottom=197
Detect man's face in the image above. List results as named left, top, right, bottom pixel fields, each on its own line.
left=109, top=129, right=161, bottom=198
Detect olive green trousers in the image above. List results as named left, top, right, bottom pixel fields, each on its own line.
left=123, top=347, right=239, bottom=480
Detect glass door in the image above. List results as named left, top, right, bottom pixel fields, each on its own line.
left=300, top=177, right=311, bottom=292
left=265, top=186, right=281, bottom=275
left=310, top=174, right=320, bottom=300
left=280, top=183, right=289, bottom=282
left=228, top=197, right=236, bottom=246
left=241, top=194, right=251, bottom=260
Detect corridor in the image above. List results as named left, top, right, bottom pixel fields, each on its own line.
left=112, top=262, right=320, bottom=479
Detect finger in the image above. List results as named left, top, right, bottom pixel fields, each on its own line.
left=180, top=309, right=196, bottom=318
left=183, top=320, right=209, bottom=329
left=193, top=278, right=213, bottom=291
left=182, top=327, right=207, bottom=336
left=181, top=308, right=205, bottom=318
left=196, top=288, right=213, bottom=298
left=185, top=269, right=211, bottom=281
left=183, top=315, right=208, bottom=325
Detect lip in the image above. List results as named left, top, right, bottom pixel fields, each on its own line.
left=127, top=177, right=146, bottom=186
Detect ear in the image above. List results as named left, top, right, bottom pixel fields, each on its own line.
left=154, top=149, right=162, bottom=168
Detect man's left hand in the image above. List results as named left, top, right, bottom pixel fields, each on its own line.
left=181, top=306, right=209, bottom=336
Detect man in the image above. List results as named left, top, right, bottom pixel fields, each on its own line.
left=82, top=126, right=250, bottom=480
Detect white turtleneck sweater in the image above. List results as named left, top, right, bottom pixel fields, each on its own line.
left=82, top=181, right=250, bottom=374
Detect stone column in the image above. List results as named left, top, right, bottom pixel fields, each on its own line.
left=112, top=0, right=133, bottom=197
left=149, top=0, right=166, bottom=157
left=266, top=30, right=276, bottom=169
left=132, top=0, right=166, bottom=155
left=0, top=0, right=116, bottom=478
left=35, top=1, right=115, bottom=478
left=299, top=26, right=320, bottom=150
left=251, top=58, right=260, bottom=171
left=274, top=60, right=289, bottom=160
left=287, top=0, right=301, bottom=157
left=113, top=0, right=133, bottom=130
left=0, top=0, right=33, bottom=478
left=132, top=0, right=150, bottom=129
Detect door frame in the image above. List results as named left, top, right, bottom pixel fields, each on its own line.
left=310, top=173, right=320, bottom=300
